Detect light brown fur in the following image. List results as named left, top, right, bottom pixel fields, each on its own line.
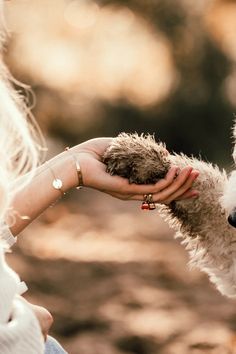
left=103, top=133, right=236, bottom=297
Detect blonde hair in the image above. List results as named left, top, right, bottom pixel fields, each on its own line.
left=0, top=1, right=45, bottom=222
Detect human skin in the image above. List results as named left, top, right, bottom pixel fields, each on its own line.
left=6, top=137, right=199, bottom=235
left=5, top=137, right=199, bottom=338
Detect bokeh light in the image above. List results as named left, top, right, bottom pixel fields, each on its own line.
left=6, top=0, right=176, bottom=108
left=4, top=1, right=236, bottom=353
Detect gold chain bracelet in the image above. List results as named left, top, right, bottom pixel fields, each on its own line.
left=45, top=161, right=65, bottom=197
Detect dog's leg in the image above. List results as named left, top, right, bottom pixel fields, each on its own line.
left=104, top=133, right=236, bottom=298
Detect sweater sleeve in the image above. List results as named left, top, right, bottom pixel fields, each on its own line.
left=0, top=244, right=44, bottom=354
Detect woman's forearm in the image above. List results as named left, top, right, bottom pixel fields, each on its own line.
left=5, top=137, right=199, bottom=237
left=6, top=150, right=79, bottom=236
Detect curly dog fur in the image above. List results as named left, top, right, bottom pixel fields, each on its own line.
left=103, top=133, right=236, bottom=298
left=221, top=122, right=236, bottom=220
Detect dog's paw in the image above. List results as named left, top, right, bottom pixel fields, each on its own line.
left=103, top=133, right=171, bottom=184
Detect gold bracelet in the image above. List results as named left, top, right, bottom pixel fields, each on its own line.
left=45, top=161, right=65, bottom=197
left=65, top=147, right=83, bottom=189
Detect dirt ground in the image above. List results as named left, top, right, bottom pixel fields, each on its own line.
left=6, top=189, right=236, bottom=354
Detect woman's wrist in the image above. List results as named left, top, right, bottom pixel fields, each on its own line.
left=64, top=148, right=83, bottom=189
left=5, top=150, right=82, bottom=235
left=69, top=145, right=91, bottom=188
left=45, top=150, right=80, bottom=193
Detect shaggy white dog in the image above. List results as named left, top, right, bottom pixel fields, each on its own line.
left=103, top=133, right=236, bottom=298
left=221, top=122, right=236, bottom=226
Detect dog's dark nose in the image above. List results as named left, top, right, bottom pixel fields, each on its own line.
left=228, top=210, right=236, bottom=228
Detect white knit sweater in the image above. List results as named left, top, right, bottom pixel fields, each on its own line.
left=0, top=224, right=44, bottom=354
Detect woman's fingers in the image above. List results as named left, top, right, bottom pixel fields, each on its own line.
left=119, top=166, right=195, bottom=196
left=154, top=170, right=199, bottom=204
left=142, top=168, right=197, bottom=203
left=150, top=166, right=179, bottom=190
left=175, top=188, right=199, bottom=201
left=129, top=169, right=199, bottom=202
left=28, top=304, right=53, bottom=341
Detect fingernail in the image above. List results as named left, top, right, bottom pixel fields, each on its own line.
left=176, top=167, right=180, bottom=175
left=192, top=192, right=199, bottom=198
left=187, top=167, right=193, bottom=175
left=171, top=166, right=178, bottom=172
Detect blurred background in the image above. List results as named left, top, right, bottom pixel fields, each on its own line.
left=4, top=0, right=236, bottom=353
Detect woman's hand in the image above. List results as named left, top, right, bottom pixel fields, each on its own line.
left=7, top=136, right=199, bottom=236
left=18, top=297, right=53, bottom=341
left=72, top=138, right=199, bottom=204
left=28, top=303, right=53, bottom=341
